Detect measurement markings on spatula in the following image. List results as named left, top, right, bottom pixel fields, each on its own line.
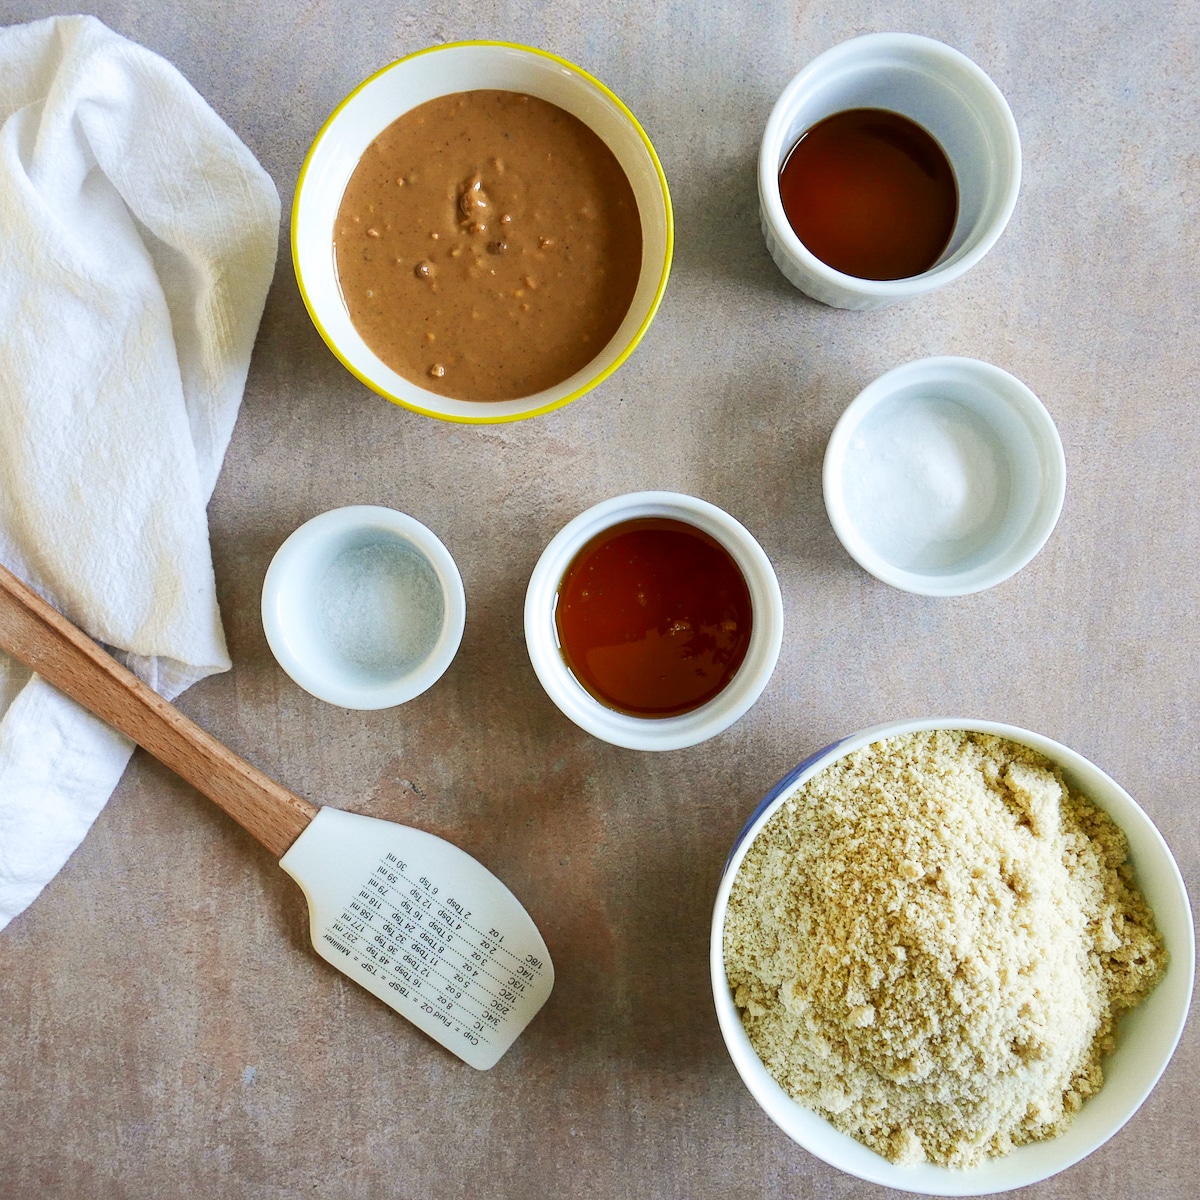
left=323, top=852, right=548, bottom=1049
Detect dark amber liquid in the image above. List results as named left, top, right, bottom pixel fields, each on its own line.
left=779, top=108, right=958, bottom=281
left=554, top=518, right=753, bottom=718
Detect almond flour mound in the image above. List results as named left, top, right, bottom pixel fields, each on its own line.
left=723, top=730, right=1166, bottom=1168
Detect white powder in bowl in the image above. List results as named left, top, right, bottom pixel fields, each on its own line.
left=319, top=540, right=444, bottom=678
left=841, top=395, right=1010, bottom=570
left=723, top=730, right=1166, bottom=1168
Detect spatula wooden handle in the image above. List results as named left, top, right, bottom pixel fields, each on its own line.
left=0, top=562, right=318, bottom=858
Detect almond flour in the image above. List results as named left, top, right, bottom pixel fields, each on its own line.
left=723, top=729, right=1166, bottom=1167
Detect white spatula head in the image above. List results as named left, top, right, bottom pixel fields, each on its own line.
left=280, top=807, right=554, bottom=1069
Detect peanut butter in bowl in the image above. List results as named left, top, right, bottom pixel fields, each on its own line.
left=334, top=90, right=643, bottom=403
left=292, top=42, right=673, bottom=423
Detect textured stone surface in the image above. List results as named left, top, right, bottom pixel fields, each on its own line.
left=1, top=1, right=1197, bottom=1197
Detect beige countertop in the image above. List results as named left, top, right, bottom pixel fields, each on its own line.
left=2, top=1, right=1197, bottom=1197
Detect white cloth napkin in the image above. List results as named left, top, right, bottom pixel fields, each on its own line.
left=0, top=15, right=280, bottom=929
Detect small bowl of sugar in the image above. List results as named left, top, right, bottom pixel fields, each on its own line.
left=822, top=357, right=1066, bottom=596
left=262, top=506, right=465, bottom=708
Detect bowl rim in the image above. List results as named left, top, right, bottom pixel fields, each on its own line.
left=261, top=504, right=466, bottom=709
left=710, top=716, right=1195, bottom=1196
left=523, top=490, right=784, bottom=750
left=822, top=356, right=1067, bottom=596
left=758, top=31, right=1022, bottom=304
left=291, top=39, right=674, bottom=425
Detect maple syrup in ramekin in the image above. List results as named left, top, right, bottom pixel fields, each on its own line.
left=554, top=518, right=753, bottom=717
left=779, top=108, right=958, bottom=281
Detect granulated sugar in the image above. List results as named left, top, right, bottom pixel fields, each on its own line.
left=723, top=730, right=1166, bottom=1167
left=842, top=395, right=1007, bottom=568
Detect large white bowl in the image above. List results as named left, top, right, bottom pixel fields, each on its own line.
left=293, top=41, right=673, bottom=423
left=711, top=718, right=1194, bottom=1196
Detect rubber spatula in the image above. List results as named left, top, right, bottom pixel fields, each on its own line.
left=0, top=562, right=553, bottom=1069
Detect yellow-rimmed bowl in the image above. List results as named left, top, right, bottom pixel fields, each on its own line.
left=292, top=41, right=673, bottom=424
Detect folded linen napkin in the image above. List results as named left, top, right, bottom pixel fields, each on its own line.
left=0, top=15, right=280, bottom=929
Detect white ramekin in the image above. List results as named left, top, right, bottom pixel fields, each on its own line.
left=261, top=505, right=465, bottom=709
left=523, top=492, right=783, bottom=751
left=711, top=717, right=1195, bottom=1196
left=822, top=357, right=1066, bottom=596
left=759, top=33, right=1021, bottom=310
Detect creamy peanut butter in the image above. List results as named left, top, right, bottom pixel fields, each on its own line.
left=334, top=91, right=643, bottom=402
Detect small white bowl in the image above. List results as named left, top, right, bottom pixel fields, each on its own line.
left=823, top=357, right=1066, bottom=596
left=262, top=506, right=465, bottom=709
left=293, top=41, right=673, bottom=423
left=760, top=33, right=1021, bottom=310
left=711, top=717, right=1195, bottom=1196
left=524, top=492, right=783, bottom=751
